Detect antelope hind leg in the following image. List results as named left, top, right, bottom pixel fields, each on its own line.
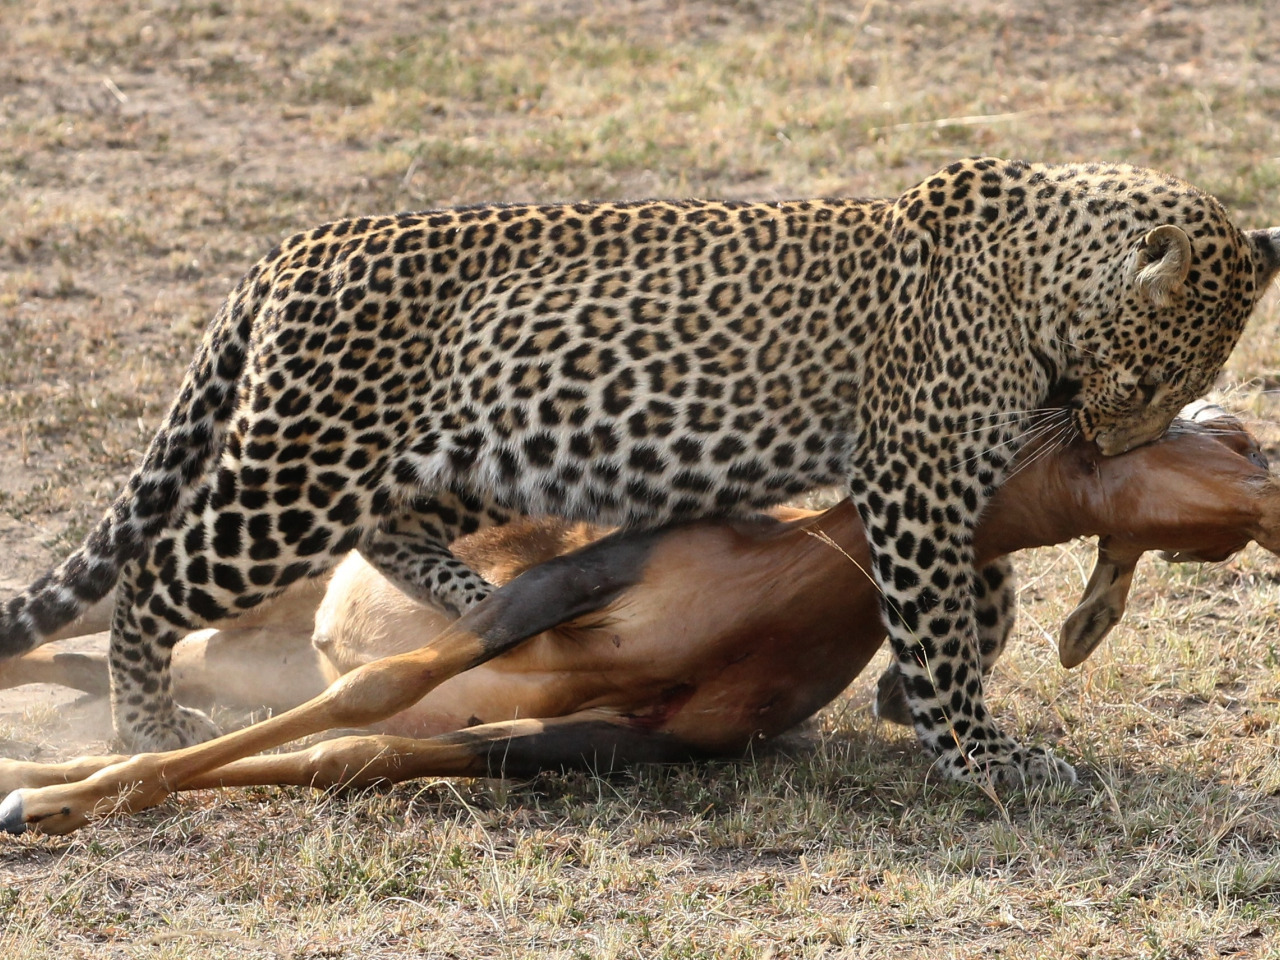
left=0, top=710, right=693, bottom=831
left=0, top=530, right=659, bottom=835
left=181, top=709, right=699, bottom=792
left=0, top=647, right=110, bottom=697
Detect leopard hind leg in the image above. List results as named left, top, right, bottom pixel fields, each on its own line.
left=362, top=491, right=512, bottom=616
left=107, top=468, right=377, bottom=751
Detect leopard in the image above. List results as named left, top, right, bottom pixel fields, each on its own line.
left=2, top=157, right=1277, bottom=789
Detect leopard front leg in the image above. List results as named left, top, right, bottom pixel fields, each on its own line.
left=851, top=470, right=1075, bottom=790
left=875, top=558, right=1017, bottom=727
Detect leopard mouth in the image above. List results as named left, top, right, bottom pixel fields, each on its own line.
left=1092, top=418, right=1172, bottom=457
left=1042, top=377, right=1083, bottom=410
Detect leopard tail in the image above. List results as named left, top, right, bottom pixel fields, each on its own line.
left=0, top=261, right=268, bottom=657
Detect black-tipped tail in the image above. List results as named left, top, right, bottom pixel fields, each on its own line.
left=0, top=596, right=39, bottom=659
left=0, top=261, right=263, bottom=659
left=0, top=537, right=125, bottom=658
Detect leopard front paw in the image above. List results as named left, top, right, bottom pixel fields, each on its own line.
left=936, top=741, right=1077, bottom=791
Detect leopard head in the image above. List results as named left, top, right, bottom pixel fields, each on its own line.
left=1064, top=186, right=1280, bottom=456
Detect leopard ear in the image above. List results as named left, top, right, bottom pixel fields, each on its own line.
left=1133, top=224, right=1192, bottom=308
left=1245, top=227, right=1280, bottom=293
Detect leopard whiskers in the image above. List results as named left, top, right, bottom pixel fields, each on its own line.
left=1050, top=335, right=1103, bottom=362
left=953, top=409, right=1072, bottom=472
left=962, top=406, right=1065, bottom=421
left=1004, top=407, right=1074, bottom=445
left=942, top=406, right=1069, bottom=442
left=1001, top=419, right=1077, bottom=485
left=994, top=407, right=1072, bottom=451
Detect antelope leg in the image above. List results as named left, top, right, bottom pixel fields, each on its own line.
left=182, top=709, right=697, bottom=791
left=0, top=531, right=659, bottom=836
left=1059, top=539, right=1141, bottom=669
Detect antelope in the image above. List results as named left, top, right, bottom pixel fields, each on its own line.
left=1, top=408, right=1277, bottom=835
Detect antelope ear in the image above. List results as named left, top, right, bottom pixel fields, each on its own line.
left=1133, top=224, right=1192, bottom=308
left=1058, top=540, right=1141, bottom=668
left=1246, top=227, right=1280, bottom=292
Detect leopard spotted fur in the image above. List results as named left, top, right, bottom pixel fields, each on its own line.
left=3, top=157, right=1277, bottom=788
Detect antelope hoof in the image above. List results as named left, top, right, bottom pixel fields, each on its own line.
left=873, top=663, right=914, bottom=727
left=0, top=790, right=29, bottom=835
left=0, top=785, right=103, bottom=836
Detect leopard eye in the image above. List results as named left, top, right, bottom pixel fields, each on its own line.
left=1135, top=375, right=1161, bottom=404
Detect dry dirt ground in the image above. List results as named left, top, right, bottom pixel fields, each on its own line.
left=3, top=0, right=1280, bottom=957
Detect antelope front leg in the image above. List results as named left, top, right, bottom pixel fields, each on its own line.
left=1058, top=540, right=1142, bottom=669
left=0, top=536, right=655, bottom=835
left=0, top=648, right=110, bottom=697
left=0, top=647, right=120, bottom=794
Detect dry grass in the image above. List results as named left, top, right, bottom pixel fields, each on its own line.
left=3, top=0, right=1280, bottom=956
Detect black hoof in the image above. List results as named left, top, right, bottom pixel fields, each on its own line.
left=0, top=790, right=27, bottom=835
left=873, top=663, right=914, bottom=727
